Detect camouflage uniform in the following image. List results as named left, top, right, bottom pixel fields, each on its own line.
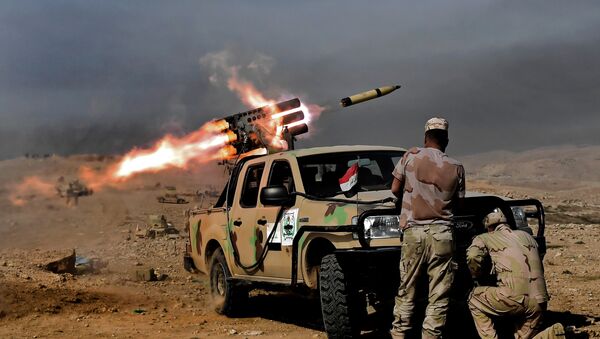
left=391, top=146, right=465, bottom=339
left=467, top=224, right=549, bottom=339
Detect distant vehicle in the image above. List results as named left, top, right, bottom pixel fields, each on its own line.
left=55, top=178, right=93, bottom=205
left=157, top=194, right=188, bottom=204
left=145, top=215, right=179, bottom=238
left=157, top=187, right=188, bottom=204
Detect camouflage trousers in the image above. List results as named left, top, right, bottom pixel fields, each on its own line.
left=391, top=224, right=455, bottom=339
left=468, top=286, right=542, bottom=339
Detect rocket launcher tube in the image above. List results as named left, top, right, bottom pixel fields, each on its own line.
left=206, top=119, right=229, bottom=133
left=280, top=111, right=305, bottom=125
left=288, top=123, right=308, bottom=136
left=225, top=130, right=238, bottom=143
left=340, top=85, right=401, bottom=107
left=263, top=98, right=301, bottom=115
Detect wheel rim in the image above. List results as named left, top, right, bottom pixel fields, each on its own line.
left=215, top=264, right=226, bottom=296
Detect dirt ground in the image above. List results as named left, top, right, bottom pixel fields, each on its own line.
left=1, top=149, right=599, bottom=338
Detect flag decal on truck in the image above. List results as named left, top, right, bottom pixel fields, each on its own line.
left=339, top=163, right=359, bottom=192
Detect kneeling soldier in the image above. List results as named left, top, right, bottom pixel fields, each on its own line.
left=467, top=209, right=564, bottom=339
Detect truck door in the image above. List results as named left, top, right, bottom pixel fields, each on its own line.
left=253, top=160, right=297, bottom=279
left=229, top=159, right=297, bottom=280
left=229, top=161, right=266, bottom=276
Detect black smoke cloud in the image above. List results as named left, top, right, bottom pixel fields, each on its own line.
left=0, top=1, right=599, bottom=159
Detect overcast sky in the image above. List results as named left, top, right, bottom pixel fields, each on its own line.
left=0, top=1, right=599, bottom=159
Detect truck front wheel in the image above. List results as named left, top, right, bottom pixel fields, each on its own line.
left=209, top=248, right=247, bottom=316
left=319, top=253, right=360, bottom=338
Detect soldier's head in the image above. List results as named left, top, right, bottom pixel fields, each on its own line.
left=424, top=117, right=449, bottom=152
left=482, top=208, right=507, bottom=232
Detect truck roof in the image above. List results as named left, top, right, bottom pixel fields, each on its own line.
left=270, top=145, right=407, bottom=158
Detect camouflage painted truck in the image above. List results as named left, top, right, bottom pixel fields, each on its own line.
left=183, top=145, right=547, bottom=338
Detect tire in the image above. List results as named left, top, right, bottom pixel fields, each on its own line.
left=158, top=197, right=165, bottom=203
left=209, top=248, right=247, bottom=316
left=320, top=254, right=360, bottom=338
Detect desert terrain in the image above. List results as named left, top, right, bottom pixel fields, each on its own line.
left=1, top=145, right=599, bottom=338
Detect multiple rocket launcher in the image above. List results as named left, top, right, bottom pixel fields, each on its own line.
left=209, top=98, right=307, bottom=154
left=209, top=84, right=401, bottom=155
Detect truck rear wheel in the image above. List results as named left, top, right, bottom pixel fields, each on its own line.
left=320, top=253, right=360, bottom=338
left=209, top=248, right=247, bottom=316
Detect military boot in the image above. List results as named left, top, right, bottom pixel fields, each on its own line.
left=533, top=323, right=566, bottom=339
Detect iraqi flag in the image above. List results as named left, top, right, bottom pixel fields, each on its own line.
left=339, top=163, right=359, bottom=192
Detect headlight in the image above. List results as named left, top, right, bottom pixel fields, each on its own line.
left=363, top=215, right=401, bottom=239
left=511, top=207, right=528, bottom=229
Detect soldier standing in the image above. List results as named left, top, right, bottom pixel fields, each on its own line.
left=467, top=209, right=565, bottom=339
left=390, top=117, right=465, bottom=339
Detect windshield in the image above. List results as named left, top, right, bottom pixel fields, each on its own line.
left=297, top=151, right=405, bottom=198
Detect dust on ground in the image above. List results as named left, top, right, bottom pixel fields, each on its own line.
left=0, top=155, right=323, bottom=338
left=1, top=147, right=600, bottom=338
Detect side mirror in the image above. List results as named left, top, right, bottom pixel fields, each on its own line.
left=260, top=186, right=292, bottom=206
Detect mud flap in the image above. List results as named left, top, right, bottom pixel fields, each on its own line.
left=183, top=254, right=197, bottom=272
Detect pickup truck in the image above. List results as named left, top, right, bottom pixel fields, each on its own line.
left=183, top=145, right=546, bottom=338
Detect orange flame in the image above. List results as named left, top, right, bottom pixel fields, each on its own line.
left=69, top=128, right=238, bottom=194
left=103, top=72, right=323, bottom=182
left=9, top=69, right=324, bottom=206
left=227, top=67, right=276, bottom=108
left=112, top=128, right=232, bottom=179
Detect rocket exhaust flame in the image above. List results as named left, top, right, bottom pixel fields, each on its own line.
left=113, top=128, right=233, bottom=179
left=93, top=100, right=315, bottom=183
left=9, top=67, right=324, bottom=206
left=93, top=80, right=322, bottom=183
left=103, top=59, right=323, bottom=182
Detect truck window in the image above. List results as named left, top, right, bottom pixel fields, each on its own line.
left=240, top=163, right=265, bottom=208
left=297, top=151, right=405, bottom=198
left=267, top=160, right=296, bottom=205
left=268, top=161, right=295, bottom=192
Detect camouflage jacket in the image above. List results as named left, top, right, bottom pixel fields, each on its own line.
left=467, top=224, right=549, bottom=304
left=392, top=147, right=465, bottom=229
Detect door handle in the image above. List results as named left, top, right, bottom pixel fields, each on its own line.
left=233, top=219, right=242, bottom=227
left=257, top=218, right=267, bottom=226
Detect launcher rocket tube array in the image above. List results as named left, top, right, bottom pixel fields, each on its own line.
left=211, top=98, right=302, bottom=131
left=340, top=85, right=401, bottom=107
left=209, top=98, right=307, bottom=154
